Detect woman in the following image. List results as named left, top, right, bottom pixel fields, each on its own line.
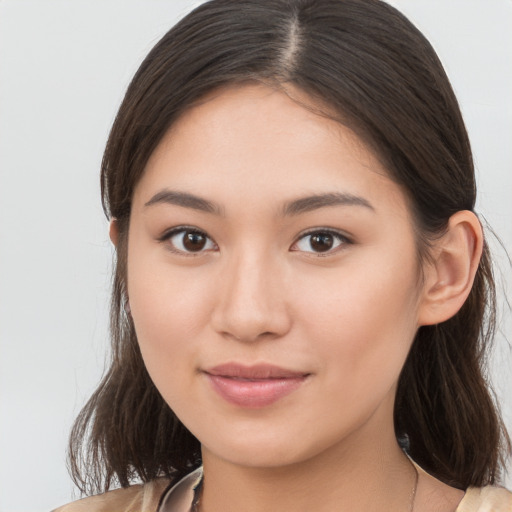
left=54, top=0, right=511, bottom=510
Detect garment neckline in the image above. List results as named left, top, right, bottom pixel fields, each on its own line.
left=158, top=467, right=203, bottom=512
left=158, top=464, right=493, bottom=512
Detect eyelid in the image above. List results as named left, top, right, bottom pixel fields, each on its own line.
left=158, top=225, right=202, bottom=241
left=158, top=225, right=218, bottom=256
left=290, top=227, right=353, bottom=255
left=157, top=225, right=352, bottom=256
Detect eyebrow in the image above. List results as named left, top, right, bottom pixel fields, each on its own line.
left=144, top=189, right=223, bottom=215
left=282, top=192, right=375, bottom=216
left=144, top=189, right=374, bottom=216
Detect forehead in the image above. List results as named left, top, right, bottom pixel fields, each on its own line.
left=134, top=83, right=409, bottom=218
left=163, top=83, right=377, bottom=165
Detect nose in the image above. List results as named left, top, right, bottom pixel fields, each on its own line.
left=210, top=249, right=292, bottom=343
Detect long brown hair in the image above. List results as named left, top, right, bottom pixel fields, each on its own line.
left=69, top=0, right=511, bottom=494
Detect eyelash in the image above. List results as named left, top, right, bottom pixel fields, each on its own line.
left=290, top=228, right=352, bottom=256
left=158, top=226, right=218, bottom=257
left=158, top=226, right=352, bottom=257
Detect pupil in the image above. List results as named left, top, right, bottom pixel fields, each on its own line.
left=184, top=231, right=206, bottom=251
left=310, top=233, right=333, bottom=252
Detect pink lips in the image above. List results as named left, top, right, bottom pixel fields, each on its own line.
left=204, top=363, right=309, bottom=408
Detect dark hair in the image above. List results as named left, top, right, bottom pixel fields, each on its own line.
left=69, top=0, right=511, bottom=494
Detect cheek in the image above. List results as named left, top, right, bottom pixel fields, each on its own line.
left=293, top=250, right=420, bottom=387
left=126, top=243, right=216, bottom=389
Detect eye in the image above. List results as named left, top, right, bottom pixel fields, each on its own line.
left=291, top=229, right=351, bottom=254
left=160, top=227, right=217, bottom=254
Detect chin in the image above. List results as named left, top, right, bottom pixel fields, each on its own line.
left=205, top=441, right=309, bottom=469
left=197, top=418, right=351, bottom=471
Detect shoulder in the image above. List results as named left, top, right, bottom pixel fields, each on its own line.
left=457, top=485, right=512, bottom=511
left=51, top=477, right=172, bottom=512
left=411, top=458, right=512, bottom=512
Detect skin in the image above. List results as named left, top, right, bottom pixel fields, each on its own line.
left=121, top=83, right=481, bottom=511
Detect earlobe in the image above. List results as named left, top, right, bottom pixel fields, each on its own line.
left=109, top=219, right=119, bottom=247
left=418, top=211, right=483, bottom=326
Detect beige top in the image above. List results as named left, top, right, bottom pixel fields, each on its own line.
left=51, top=476, right=174, bottom=512
left=53, top=467, right=512, bottom=512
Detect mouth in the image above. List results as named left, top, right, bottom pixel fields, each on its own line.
left=203, top=363, right=311, bottom=408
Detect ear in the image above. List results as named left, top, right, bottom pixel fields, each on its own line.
left=109, top=219, right=119, bottom=247
left=418, top=211, right=483, bottom=326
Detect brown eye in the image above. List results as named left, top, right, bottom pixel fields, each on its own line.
left=310, top=233, right=334, bottom=252
left=183, top=231, right=207, bottom=251
left=292, top=230, right=349, bottom=254
left=166, top=228, right=216, bottom=254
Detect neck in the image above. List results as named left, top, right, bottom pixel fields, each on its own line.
left=199, top=412, right=417, bottom=512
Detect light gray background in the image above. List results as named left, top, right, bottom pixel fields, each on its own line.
left=0, top=1, right=510, bottom=510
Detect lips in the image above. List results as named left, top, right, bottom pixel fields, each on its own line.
left=203, top=363, right=310, bottom=408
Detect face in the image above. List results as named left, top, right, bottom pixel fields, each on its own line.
left=127, top=83, right=426, bottom=469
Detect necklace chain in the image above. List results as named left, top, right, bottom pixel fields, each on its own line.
left=408, top=458, right=420, bottom=512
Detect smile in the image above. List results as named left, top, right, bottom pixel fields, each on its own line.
left=203, top=363, right=310, bottom=408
